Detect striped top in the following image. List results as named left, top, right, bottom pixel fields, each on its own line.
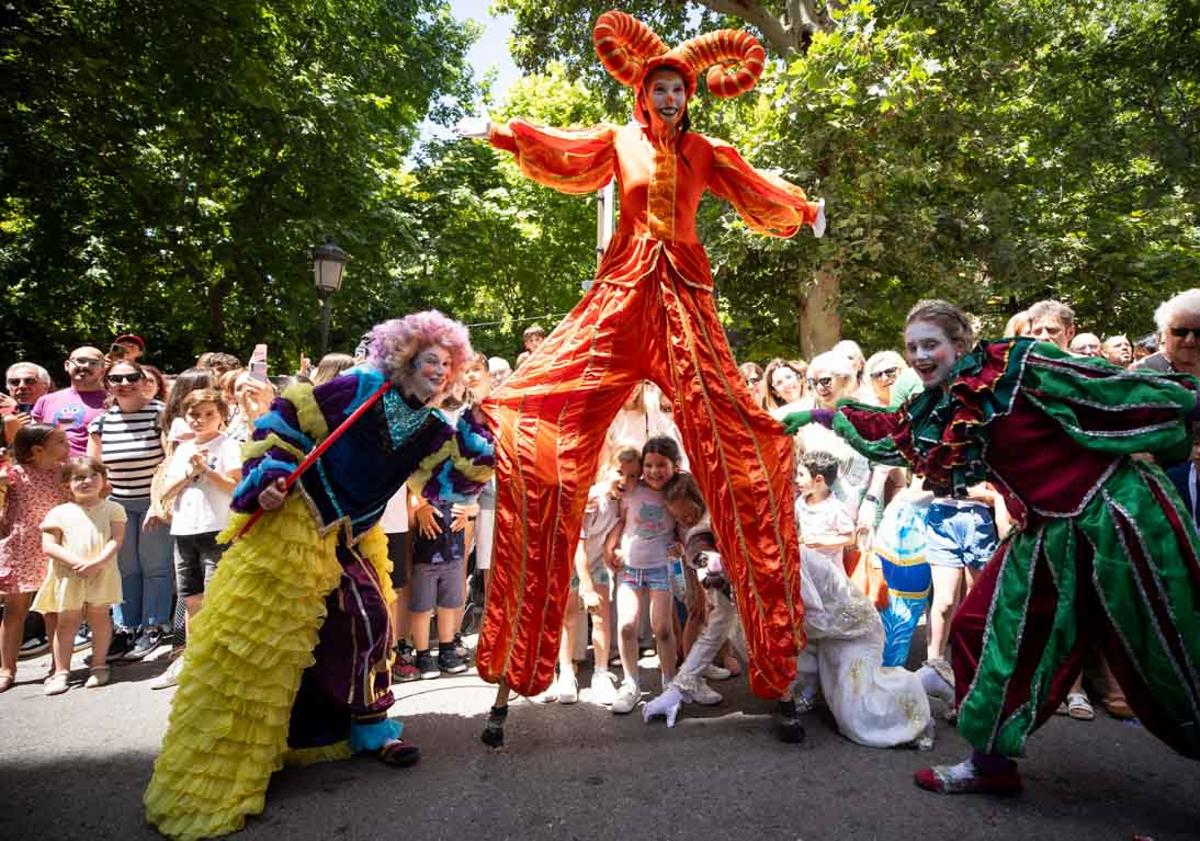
left=87, top=400, right=166, bottom=501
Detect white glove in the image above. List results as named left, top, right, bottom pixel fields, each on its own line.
left=642, top=686, right=683, bottom=727
left=454, top=116, right=491, bottom=139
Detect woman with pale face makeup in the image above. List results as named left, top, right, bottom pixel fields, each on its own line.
left=783, top=298, right=1200, bottom=798
left=146, top=312, right=495, bottom=839
left=456, top=12, right=824, bottom=742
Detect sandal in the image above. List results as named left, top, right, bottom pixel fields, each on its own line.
left=378, top=738, right=420, bottom=767
left=0, top=672, right=13, bottom=693
left=1066, top=692, right=1094, bottom=721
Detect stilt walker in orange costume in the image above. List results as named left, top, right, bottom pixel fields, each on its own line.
left=457, top=10, right=827, bottom=745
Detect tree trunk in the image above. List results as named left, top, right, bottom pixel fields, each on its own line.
left=797, top=263, right=841, bottom=358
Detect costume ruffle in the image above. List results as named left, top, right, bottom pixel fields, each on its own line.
left=143, top=494, right=341, bottom=841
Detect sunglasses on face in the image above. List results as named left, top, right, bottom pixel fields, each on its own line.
left=807, top=376, right=835, bottom=389
left=869, top=367, right=900, bottom=380
left=7, top=377, right=37, bottom=387
left=69, top=358, right=104, bottom=367
left=1170, top=327, right=1200, bottom=340
left=745, top=376, right=761, bottom=385
left=106, top=372, right=144, bottom=385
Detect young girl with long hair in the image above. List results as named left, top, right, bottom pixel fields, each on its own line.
left=604, top=436, right=684, bottom=714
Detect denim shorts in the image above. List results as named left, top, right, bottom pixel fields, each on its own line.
left=570, top=557, right=611, bottom=591
left=925, top=499, right=998, bottom=570
left=617, top=564, right=671, bottom=593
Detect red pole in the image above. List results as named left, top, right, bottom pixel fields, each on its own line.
left=234, top=379, right=393, bottom=540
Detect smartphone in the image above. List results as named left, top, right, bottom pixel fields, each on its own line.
left=109, top=343, right=127, bottom=360
left=249, top=344, right=268, bottom=383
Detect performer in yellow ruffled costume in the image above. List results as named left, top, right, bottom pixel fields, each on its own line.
left=144, top=312, right=494, bottom=840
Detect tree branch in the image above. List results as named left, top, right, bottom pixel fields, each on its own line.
left=693, top=0, right=796, bottom=55
left=693, top=0, right=838, bottom=56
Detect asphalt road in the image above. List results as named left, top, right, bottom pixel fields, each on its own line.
left=1, top=643, right=1197, bottom=841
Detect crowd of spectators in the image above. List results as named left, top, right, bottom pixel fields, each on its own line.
left=2, top=290, right=1198, bottom=726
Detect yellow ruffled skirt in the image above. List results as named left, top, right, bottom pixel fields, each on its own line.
left=143, top=495, right=391, bottom=841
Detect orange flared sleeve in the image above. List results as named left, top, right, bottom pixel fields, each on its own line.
left=707, top=141, right=820, bottom=237
left=489, top=119, right=617, bottom=196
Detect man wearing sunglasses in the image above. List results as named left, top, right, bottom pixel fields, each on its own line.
left=1, top=362, right=52, bottom=445
left=1135, top=288, right=1200, bottom=377
left=30, top=346, right=108, bottom=456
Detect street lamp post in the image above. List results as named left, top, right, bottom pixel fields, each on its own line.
left=312, top=236, right=348, bottom=356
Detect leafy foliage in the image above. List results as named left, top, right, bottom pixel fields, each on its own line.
left=2, top=0, right=475, bottom=371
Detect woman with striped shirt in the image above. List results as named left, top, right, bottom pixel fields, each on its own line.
left=87, top=359, right=173, bottom=660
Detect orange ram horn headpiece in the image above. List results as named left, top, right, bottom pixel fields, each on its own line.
left=593, top=9, right=766, bottom=100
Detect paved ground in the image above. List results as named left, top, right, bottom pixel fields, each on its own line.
left=1, top=642, right=1197, bottom=841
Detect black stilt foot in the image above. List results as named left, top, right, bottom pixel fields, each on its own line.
left=481, top=704, right=508, bottom=749
left=776, top=699, right=806, bottom=744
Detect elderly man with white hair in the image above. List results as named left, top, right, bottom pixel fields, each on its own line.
left=2, top=361, right=52, bottom=445
left=1134, top=288, right=1200, bottom=375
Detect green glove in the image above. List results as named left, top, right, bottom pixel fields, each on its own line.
left=781, top=410, right=813, bottom=436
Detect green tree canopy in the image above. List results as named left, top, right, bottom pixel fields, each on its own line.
left=2, top=0, right=475, bottom=372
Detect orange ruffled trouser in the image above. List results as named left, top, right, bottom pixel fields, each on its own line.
left=477, top=258, right=805, bottom=700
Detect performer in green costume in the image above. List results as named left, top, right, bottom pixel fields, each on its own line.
left=785, top=299, right=1200, bottom=794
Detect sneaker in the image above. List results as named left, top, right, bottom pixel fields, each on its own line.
left=103, top=628, right=135, bottom=663
left=702, top=663, right=732, bottom=682
left=452, top=632, right=468, bottom=659
left=44, top=672, right=70, bottom=696
left=415, top=650, right=440, bottom=680
left=85, top=667, right=111, bottom=689
left=73, top=624, right=93, bottom=652
left=611, top=680, right=640, bottom=714
left=557, top=671, right=579, bottom=704
left=391, top=659, right=421, bottom=682
left=150, top=657, right=184, bottom=690
left=438, top=646, right=468, bottom=675
left=123, top=627, right=165, bottom=661
left=689, top=680, right=723, bottom=706
left=19, top=635, right=49, bottom=660
left=589, top=670, right=618, bottom=705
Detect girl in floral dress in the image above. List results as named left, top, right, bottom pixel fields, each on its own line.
left=0, top=424, right=69, bottom=690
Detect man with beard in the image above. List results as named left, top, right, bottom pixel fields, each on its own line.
left=31, top=346, right=107, bottom=456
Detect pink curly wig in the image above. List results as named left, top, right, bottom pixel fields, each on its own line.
left=367, top=311, right=474, bottom=384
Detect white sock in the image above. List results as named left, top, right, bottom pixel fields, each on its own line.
left=942, top=755, right=980, bottom=783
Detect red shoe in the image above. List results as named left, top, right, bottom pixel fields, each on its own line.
left=914, top=763, right=1022, bottom=795
left=392, top=660, right=421, bottom=683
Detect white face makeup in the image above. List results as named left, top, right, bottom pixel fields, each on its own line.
left=405, top=345, right=453, bottom=403
left=646, top=70, right=686, bottom=128
left=905, top=320, right=962, bottom=389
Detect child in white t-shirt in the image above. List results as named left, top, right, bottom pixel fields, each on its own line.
left=793, top=449, right=854, bottom=710
left=153, top=390, right=241, bottom=689
left=795, top=450, right=855, bottom=567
